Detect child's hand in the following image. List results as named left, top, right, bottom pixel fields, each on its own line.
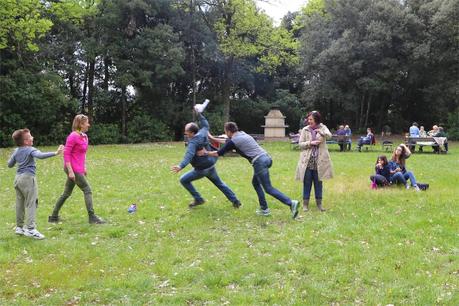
left=56, top=145, right=64, bottom=155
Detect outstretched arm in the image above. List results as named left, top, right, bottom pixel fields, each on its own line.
left=173, top=141, right=198, bottom=173
left=197, top=113, right=209, bottom=131
left=208, top=132, right=227, bottom=144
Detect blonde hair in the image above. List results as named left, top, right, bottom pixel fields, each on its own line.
left=72, top=114, right=89, bottom=131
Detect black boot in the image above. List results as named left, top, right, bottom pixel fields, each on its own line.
left=316, top=199, right=326, bottom=212
left=89, top=214, right=106, bottom=224
left=48, top=215, right=61, bottom=223
left=303, top=199, right=309, bottom=212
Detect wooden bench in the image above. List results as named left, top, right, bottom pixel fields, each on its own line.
left=289, top=133, right=350, bottom=151
left=405, top=136, right=443, bottom=153
left=326, top=135, right=351, bottom=151
left=289, top=133, right=300, bottom=150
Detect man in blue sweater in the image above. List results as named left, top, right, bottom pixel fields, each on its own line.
left=171, top=112, right=241, bottom=208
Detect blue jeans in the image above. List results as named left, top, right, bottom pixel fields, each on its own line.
left=303, top=169, right=323, bottom=199
left=358, top=136, right=371, bottom=147
left=252, top=154, right=292, bottom=210
left=390, top=171, right=417, bottom=186
left=180, top=166, right=238, bottom=203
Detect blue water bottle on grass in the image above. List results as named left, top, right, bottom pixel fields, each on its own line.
left=128, top=203, right=137, bottom=214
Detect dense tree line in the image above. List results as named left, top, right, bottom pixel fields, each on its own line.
left=1, top=0, right=458, bottom=147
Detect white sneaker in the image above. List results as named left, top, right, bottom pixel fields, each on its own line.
left=23, top=228, right=45, bottom=240
left=405, top=184, right=410, bottom=190
left=194, top=99, right=210, bottom=113
left=256, top=208, right=271, bottom=216
left=414, top=185, right=421, bottom=192
left=15, top=227, right=24, bottom=235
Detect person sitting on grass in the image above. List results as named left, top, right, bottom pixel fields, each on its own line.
left=357, top=128, right=374, bottom=151
left=388, top=144, right=420, bottom=192
left=8, top=129, right=64, bottom=239
left=370, top=155, right=390, bottom=187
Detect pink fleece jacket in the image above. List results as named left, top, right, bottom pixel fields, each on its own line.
left=63, top=131, right=88, bottom=174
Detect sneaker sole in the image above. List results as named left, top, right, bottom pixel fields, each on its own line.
left=189, top=202, right=205, bottom=208
left=24, top=233, right=45, bottom=240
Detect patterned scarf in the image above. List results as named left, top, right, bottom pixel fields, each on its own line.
left=308, top=125, right=319, bottom=158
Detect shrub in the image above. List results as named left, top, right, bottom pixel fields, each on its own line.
left=88, top=123, right=122, bottom=144
left=127, top=115, right=172, bottom=143
left=446, top=109, right=459, bottom=140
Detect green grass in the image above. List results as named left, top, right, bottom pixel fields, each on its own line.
left=1, top=141, right=458, bottom=305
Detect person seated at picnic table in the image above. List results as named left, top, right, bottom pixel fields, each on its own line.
left=417, top=126, right=428, bottom=152
left=409, top=122, right=420, bottom=137
left=335, top=125, right=347, bottom=152
left=344, top=125, right=352, bottom=150
left=419, top=126, right=427, bottom=137
left=432, top=126, right=448, bottom=153
left=428, top=125, right=439, bottom=136
left=408, top=122, right=420, bottom=151
left=370, top=155, right=390, bottom=187
left=357, top=128, right=374, bottom=151
left=389, top=144, right=421, bottom=191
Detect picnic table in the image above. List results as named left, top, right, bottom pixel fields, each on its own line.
left=326, top=134, right=351, bottom=150
left=405, top=136, right=448, bottom=153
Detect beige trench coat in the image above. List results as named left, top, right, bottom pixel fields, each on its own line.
left=295, top=123, right=334, bottom=181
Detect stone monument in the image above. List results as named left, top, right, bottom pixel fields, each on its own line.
left=262, top=107, right=289, bottom=140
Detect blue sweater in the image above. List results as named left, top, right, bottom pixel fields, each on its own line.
left=375, top=164, right=391, bottom=181
left=179, top=114, right=217, bottom=170
left=8, top=147, right=56, bottom=175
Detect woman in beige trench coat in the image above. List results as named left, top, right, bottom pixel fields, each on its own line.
left=295, top=111, right=333, bottom=211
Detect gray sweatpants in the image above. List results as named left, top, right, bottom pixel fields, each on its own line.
left=14, top=174, right=38, bottom=229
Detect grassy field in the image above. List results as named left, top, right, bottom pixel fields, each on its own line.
left=1, top=140, right=458, bottom=305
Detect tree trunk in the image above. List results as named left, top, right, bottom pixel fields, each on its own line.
left=364, top=94, right=372, bottom=129
left=81, top=63, right=89, bottom=113
left=357, top=93, right=365, bottom=129
left=87, top=59, right=96, bottom=122
left=103, top=56, right=111, bottom=91
left=190, top=0, right=196, bottom=121
left=377, top=97, right=387, bottom=131
left=222, top=56, right=233, bottom=122
left=68, top=70, right=78, bottom=99
left=121, top=86, right=127, bottom=139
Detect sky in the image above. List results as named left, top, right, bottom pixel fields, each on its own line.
left=256, top=0, right=308, bottom=24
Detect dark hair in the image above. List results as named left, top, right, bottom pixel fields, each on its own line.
left=307, top=111, right=321, bottom=125
left=224, top=122, right=239, bottom=133
left=12, top=128, right=30, bottom=146
left=392, top=145, right=407, bottom=167
left=376, top=155, right=388, bottom=166
left=186, top=123, right=199, bottom=134
left=412, top=122, right=418, bottom=127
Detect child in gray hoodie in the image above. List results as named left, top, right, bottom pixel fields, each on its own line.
left=8, top=129, right=63, bottom=239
